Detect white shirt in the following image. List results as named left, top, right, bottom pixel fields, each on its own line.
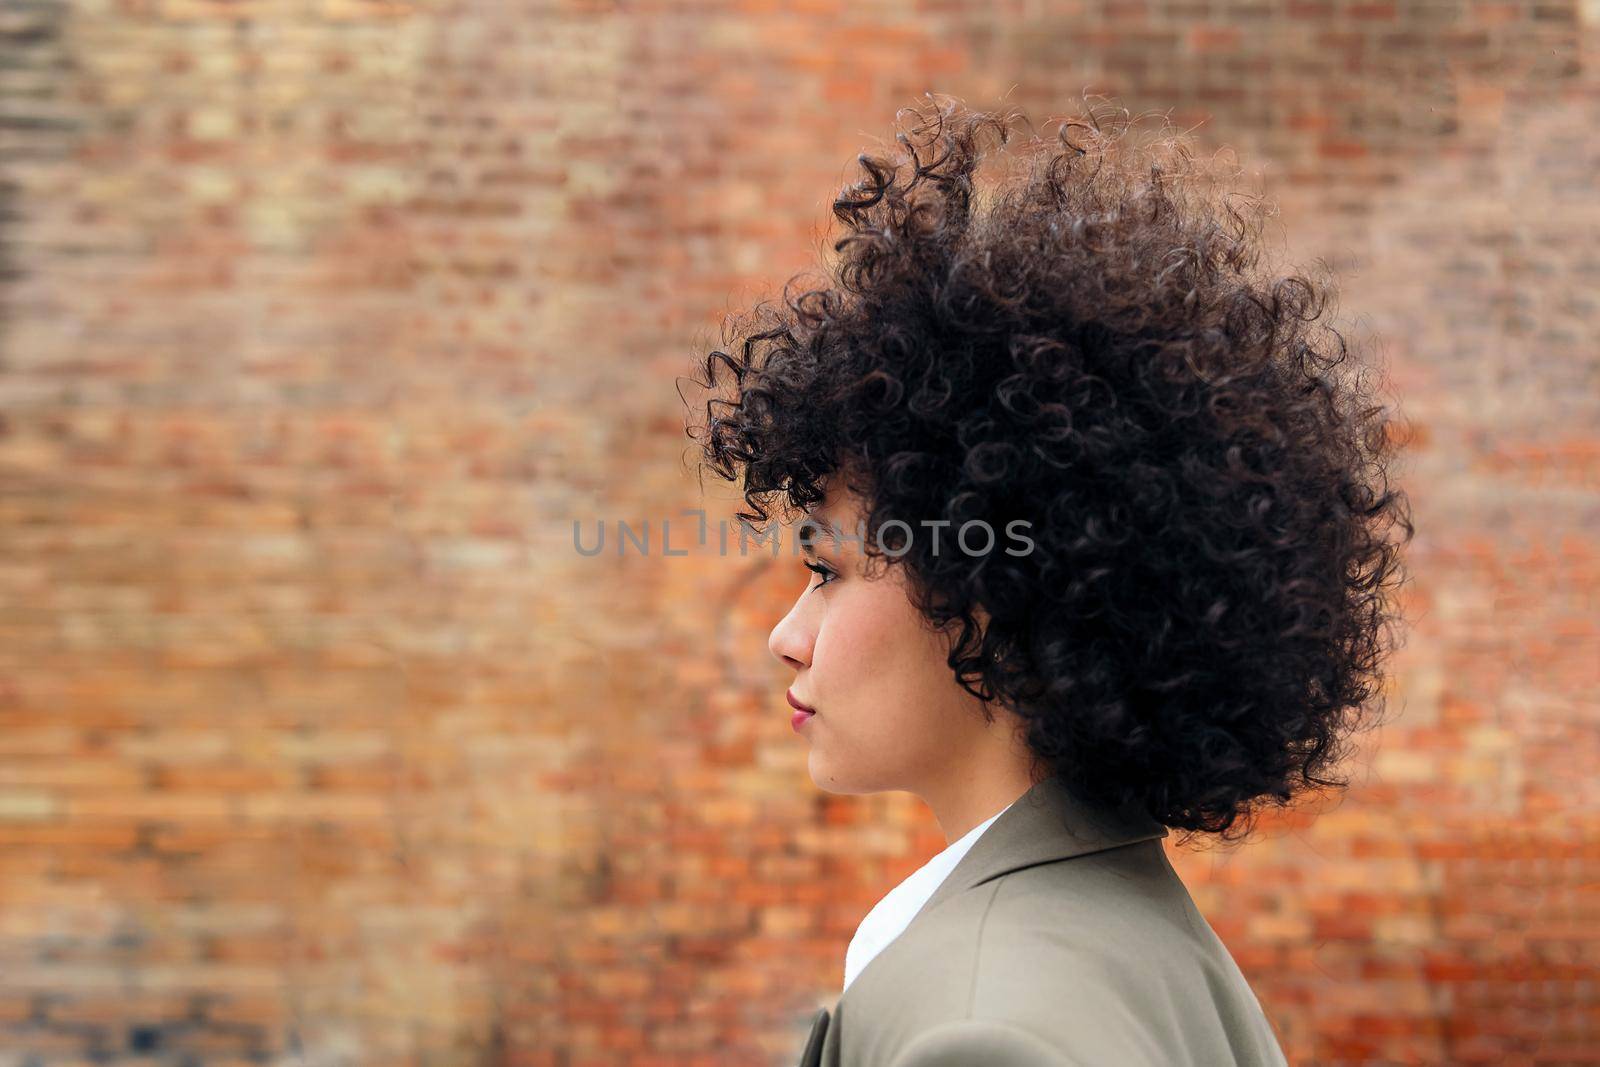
left=842, top=800, right=1016, bottom=993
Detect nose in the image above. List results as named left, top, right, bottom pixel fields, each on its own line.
left=767, top=591, right=813, bottom=671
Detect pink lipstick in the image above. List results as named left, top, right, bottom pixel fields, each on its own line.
left=787, top=690, right=816, bottom=732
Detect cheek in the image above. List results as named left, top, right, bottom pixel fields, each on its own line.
left=813, top=587, right=943, bottom=734
left=811, top=583, right=905, bottom=690
left=812, top=610, right=873, bottom=681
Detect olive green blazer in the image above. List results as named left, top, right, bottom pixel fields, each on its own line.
left=793, top=774, right=1290, bottom=1066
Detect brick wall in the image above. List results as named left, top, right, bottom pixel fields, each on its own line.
left=0, top=1, right=1594, bottom=1064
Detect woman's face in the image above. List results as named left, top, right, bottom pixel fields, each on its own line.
left=766, top=481, right=1003, bottom=797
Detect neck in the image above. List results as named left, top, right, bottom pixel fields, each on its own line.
left=921, top=747, right=1043, bottom=845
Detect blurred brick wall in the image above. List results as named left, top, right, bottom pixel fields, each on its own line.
left=0, top=1, right=1595, bottom=1065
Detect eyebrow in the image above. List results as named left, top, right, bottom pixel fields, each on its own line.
left=798, top=512, right=840, bottom=557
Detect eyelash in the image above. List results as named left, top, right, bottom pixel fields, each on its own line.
left=803, top=560, right=836, bottom=587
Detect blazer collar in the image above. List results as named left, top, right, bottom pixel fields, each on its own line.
left=904, top=774, right=1169, bottom=927
left=814, top=776, right=1171, bottom=1056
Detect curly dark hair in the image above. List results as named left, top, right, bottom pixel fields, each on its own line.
left=680, top=95, right=1415, bottom=843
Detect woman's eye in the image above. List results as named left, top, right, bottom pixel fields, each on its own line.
left=803, top=560, right=836, bottom=587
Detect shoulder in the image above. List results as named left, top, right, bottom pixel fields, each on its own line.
left=842, top=843, right=1284, bottom=1066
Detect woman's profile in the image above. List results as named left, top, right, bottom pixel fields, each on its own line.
left=681, top=95, right=1414, bottom=1067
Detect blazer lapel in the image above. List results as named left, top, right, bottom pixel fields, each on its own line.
left=795, top=1005, right=828, bottom=1067
left=906, top=774, right=1169, bottom=929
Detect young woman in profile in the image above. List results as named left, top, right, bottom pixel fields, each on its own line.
left=682, top=96, right=1413, bottom=1067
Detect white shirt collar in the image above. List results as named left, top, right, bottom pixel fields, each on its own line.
left=842, top=800, right=1016, bottom=993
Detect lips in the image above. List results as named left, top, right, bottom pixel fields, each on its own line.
left=787, top=690, right=816, bottom=733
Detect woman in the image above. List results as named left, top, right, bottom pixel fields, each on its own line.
left=682, top=96, right=1413, bottom=1066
